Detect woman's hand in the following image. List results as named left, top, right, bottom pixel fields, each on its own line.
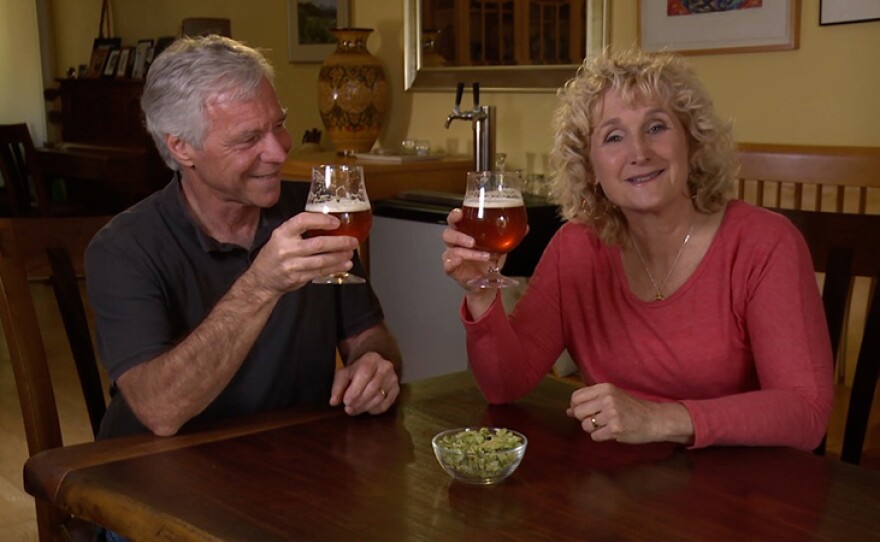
left=441, top=208, right=498, bottom=317
left=441, top=208, right=493, bottom=286
left=566, top=383, right=695, bottom=445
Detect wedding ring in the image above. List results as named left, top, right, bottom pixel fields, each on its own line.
left=380, top=389, right=387, bottom=398
left=590, top=416, right=600, bottom=430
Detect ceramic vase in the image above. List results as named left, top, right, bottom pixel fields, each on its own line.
left=317, top=28, right=390, bottom=155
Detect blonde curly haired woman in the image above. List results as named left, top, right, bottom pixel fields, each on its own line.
left=441, top=48, right=832, bottom=450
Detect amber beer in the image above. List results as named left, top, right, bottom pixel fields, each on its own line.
left=458, top=197, right=527, bottom=254
left=305, top=201, right=373, bottom=243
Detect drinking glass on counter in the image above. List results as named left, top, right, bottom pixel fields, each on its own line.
left=305, top=164, right=372, bottom=284
left=457, top=170, right=528, bottom=289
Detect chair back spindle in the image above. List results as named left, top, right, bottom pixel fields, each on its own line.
left=776, top=209, right=880, bottom=465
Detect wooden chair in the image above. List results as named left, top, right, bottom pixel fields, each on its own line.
left=0, top=123, right=51, bottom=216
left=0, top=215, right=112, bottom=541
left=776, top=209, right=880, bottom=465
left=738, top=143, right=880, bottom=382
left=738, top=143, right=880, bottom=213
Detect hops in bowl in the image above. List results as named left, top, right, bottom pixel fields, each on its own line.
left=432, top=427, right=527, bottom=484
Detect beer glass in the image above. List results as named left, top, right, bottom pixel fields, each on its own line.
left=457, top=170, right=528, bottom=289
left=305, top=164, right=372, bottom=284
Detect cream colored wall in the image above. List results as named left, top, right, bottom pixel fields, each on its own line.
left=47, top=0, right=879, bottom=173
left=0, top=0, right=47, bottom=144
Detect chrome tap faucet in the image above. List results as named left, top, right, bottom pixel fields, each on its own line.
left=445, top=83, right=496, bottom=172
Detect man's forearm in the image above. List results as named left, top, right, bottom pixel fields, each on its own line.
left=341, top=323, right=402, bottom=375
left=117, top=270, right=280, bottom=436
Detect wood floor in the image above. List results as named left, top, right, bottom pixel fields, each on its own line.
left=1, top=283, right=878, bottom=541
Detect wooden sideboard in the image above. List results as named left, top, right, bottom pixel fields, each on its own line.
left=46, top=78, right=169, bottom=213
left=281, top=152, right=473, bottom=201
left=58, top=78, right=149, bottom=147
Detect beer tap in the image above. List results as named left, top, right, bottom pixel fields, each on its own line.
left=445, top=82, right=496, bottom=172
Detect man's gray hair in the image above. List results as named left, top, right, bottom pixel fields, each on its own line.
left=141, top=35, right=275, bottom=170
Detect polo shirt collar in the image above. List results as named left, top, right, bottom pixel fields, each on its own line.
left=159, top=174, right=285, bottom=255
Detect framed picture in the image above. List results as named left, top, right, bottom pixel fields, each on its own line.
left=820, top=0, right=880, bottom=25
left=102, top=49, right=121, bottom=77
left=287, top=0, right=350, bottom=62
left=639, top=0, right=800, bottom=56
left=115, top=47, right=133, bottom=78
left=181, top=17, right=232, bottom=37
left=86, top=46, right=112, bottom=78
left=131, top=39, right=154, bottom=79
left=85, top=37, right=121, bottom=78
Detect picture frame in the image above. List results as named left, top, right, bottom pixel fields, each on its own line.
left=819, top=0, right=880, bottom=26
left=131, top=39, right=154, bottom=79
left=102, top=48, right=121, bottom=77
left=115, top=47, right=133, bottom=78
left=639, top=0, right=800, bottom=56
left=181, top=17, right=232, bottom=37
left=287, top=0, right=350, bottom=63
left=85, top=37, right=121, bottom=78
left=86, top=46, right=112, bottom=78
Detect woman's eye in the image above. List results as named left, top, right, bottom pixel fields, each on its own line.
left=603, top=133, right=623, bottom=144
left=648, top=122, right=668, bottom=134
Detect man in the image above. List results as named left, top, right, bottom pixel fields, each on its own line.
left=86, top=35, right=401, bottom=439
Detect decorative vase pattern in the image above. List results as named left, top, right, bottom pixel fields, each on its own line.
left=318, top=28, right=390, bottom=155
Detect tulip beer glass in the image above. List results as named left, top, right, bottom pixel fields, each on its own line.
left=305, top=164, right=372, bottom=284
left=457, top=170, right=528, bottom=289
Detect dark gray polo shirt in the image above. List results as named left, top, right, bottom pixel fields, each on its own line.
left=85, top=178, right=383, bottom=438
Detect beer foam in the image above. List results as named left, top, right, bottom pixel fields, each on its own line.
left=462, top=196, right=524, bottom=208
left=305, top=200, right=371, bottom=213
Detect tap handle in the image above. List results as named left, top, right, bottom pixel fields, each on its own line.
left=455, top=82, right=464, bottom=109
left=472, top=82, right=480, bottom=109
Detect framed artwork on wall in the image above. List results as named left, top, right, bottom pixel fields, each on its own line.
left=287, top=0, right=351, bottom=62
left=820, top=0, right=880, bottom=25
left=639, top=0, right=800, bottom=56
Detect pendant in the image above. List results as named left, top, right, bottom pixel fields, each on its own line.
left=655, top=293, right=664, bottom=301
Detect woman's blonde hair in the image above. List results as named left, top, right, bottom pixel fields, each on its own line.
left=548, top=48, right=738, bottom=245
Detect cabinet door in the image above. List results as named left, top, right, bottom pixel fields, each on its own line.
left=59, top=79, right=149, bottom=147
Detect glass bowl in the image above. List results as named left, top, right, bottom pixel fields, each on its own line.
left=431, top=427, right=527, bottom=484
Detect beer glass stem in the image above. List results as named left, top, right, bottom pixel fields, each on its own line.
left=467, top=253, right=519, bottom=289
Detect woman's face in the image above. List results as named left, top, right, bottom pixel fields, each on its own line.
left=588, top=89, right=691, bottom=215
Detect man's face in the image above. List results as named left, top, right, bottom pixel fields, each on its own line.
left=178, top=78, right=292, bottom=208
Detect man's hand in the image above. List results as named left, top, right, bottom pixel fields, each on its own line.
left=249, top=212, right=359, bottom=294
left=330, top=352, right=399, bottom=415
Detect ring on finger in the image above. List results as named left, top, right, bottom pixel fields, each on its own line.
left=379, top=389, right=387, bottom=398
left=590, top=416, right=600, bottom=430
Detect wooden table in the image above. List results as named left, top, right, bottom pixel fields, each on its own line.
left=24, top=373, right=880, bottom=541
left=281, top=152, right=473, bottom=201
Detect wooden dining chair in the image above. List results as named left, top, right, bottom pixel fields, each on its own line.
left=0, top=215, right=112, bottom=541
left=776, top=209, right=880, bottom=465
left=0, top=123, right=51, bottom=216
left=738, top=143, right=880, bottom=214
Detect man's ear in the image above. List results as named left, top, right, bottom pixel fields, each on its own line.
left=165, top=134, right=196, bottom=168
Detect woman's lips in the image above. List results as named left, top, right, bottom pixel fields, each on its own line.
left=626, top=169, right=664, bottom=184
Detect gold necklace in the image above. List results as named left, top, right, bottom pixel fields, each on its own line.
left=630, top=220, right=696, bottom=301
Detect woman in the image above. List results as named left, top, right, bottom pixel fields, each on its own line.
left=441, top=48, right=832, bottom=450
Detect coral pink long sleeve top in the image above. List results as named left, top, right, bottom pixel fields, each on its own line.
left=463, top=201, right=833, bottom=450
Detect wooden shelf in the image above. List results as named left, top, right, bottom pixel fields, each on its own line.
left=281, top=152, right=473, bottom=201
